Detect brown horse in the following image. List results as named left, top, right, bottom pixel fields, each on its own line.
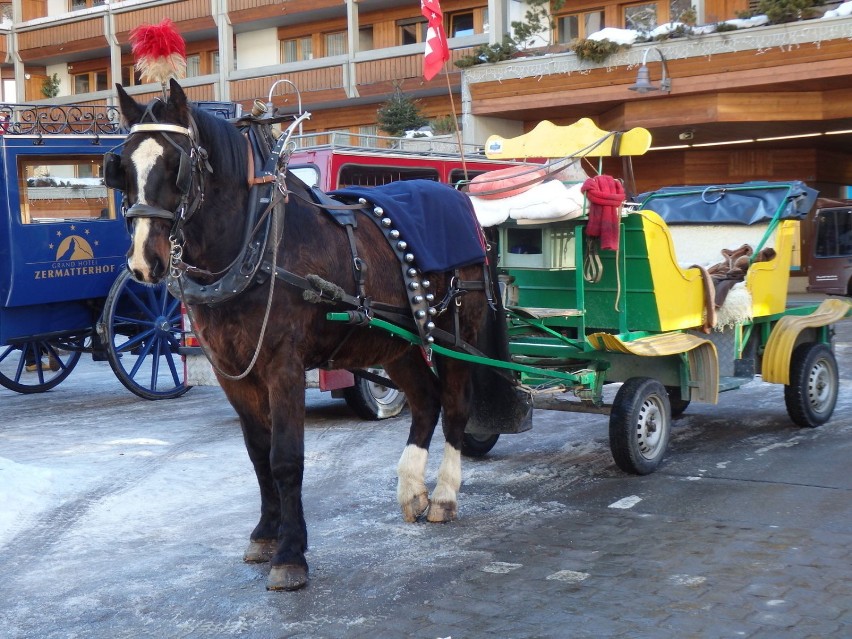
left=109, top=80, right=500, bottom=590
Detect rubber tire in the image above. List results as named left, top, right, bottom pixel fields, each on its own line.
left=609, top=377, right=672, bottom=475
left=101, top=269, right=189, bottom=400
left=461, top=432, right=500, bottom=458
left=0, top=338, right=81, bottom=393
left=666, top=386, right=690, bottom=418
left=342, top=369, right=407, bottom=420
left=784, top=342, right=838, bottom=428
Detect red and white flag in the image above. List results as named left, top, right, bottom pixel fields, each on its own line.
left=421, top=0, right=449, bottom=81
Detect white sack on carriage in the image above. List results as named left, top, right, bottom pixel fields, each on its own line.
left=469, top=180, right=586, bottom=227
left=468, top=162, right=589, bottom=227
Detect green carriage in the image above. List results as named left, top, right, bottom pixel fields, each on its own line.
left=335, top=118, right=852, bottom=473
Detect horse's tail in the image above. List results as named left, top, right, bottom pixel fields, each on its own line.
left=466, top=229, right=533, bottom=436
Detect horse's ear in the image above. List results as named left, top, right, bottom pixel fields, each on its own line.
left=116, top=84, right=144, bottom=126
left=166, top=78, right=190, bottom=126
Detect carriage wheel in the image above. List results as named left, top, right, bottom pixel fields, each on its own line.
left=609, top=377, right=672, bottom=475
left=784, top=342, right=838, bottom=428
left=461, top=432, right=500, bottom=457
left=343, top=368, right=407, bottom=420
left=0, top=338, right=81, bottom=394
left=100, top=269, right=189, bottom=400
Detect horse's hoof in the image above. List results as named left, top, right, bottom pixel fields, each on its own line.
left=401, top=492, right=429, bottom=522
left=243, top=539, right=276, bottom=563
left=267, top=564, right=308, bottom=591
left=426, top=500, right=458, bottom=523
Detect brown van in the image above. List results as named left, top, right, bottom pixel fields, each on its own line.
left=807, top=198, right=852, bottom=295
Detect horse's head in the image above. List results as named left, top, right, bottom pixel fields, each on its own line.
left=109, top=79, right=205, bottom=284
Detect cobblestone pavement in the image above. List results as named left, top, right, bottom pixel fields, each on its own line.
left=1, top=300, right=850, bottom=638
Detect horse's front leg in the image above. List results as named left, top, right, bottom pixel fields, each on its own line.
left=219, top=378, right=279, bottom=564
left=265, top=373, right=309, bottom=591
left=427, top=358, right=474, bottom=523
left=385, top=354, right=442, bottom=522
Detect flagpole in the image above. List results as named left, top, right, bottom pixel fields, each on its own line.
left=444, top=68, right=468, bottom=182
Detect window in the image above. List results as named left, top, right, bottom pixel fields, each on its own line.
left=358, top=125, right=378, bottom=148
left=282, top=37, right=313, bottom=63
left=815, top=210, right=852, bottom=257
left=289, top=164, right=321, bottom=188
left=398, top=17, right=427, bottom=45
left=359, top=26, right=374, bottom=52
left=556, top=9, right=604, bottom=43
left=623, top=2, right=662, bottom=31
left=186, top=54, right=201, bottom=78
left=184, top=50, right=219, bottom=77
left=3, top=78, right=17, bottom=103
left=19, top=156, right=115, bottom=224
left=73, top=70, right=108, bottom=95
left=447, top=7, right=488, bottom=38
left=337, top=164, right=439, bottom=188
left=121, top=65, right=141, bottom=87
left=69, top=0, right=105, bottom=10
left=449, top=11, right=474, bottom=37
left=324, top=31, right=347, bottom=57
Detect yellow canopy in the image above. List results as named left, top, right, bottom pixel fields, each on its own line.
left=485, top=118, right=652, bottom=160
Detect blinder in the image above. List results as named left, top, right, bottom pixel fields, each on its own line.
left=176, top=151, right=192, bottom=195
left=103, top=151, right=124, bottom=191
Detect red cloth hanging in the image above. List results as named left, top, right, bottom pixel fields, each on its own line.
left=581, top=175, right=625, bottom=251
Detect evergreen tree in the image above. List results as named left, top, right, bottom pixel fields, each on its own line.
left=376, top=87, right=428, bottom=137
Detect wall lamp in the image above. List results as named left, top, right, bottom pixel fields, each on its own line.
left=629, top=47, right=671, bottom=94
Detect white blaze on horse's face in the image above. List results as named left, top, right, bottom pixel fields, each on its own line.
left=126, top=137, right=167, bottom=282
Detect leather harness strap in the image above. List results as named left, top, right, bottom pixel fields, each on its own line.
left=245, top=136, right=276, bottom=187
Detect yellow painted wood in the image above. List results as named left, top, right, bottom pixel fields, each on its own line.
left=762, top=298, right=852, bottom=385
left=485, top=118, right=652, bottom=160
left=586, top=329, right=719, bottom=404
left=746, top=220, right=796, bottom=318
left=635, top=210, right=708, bottom=332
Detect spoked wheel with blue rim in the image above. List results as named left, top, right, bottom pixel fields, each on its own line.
left=0, top=337, right=82, bottom=393
left=100, top=268, right=189, bottom=400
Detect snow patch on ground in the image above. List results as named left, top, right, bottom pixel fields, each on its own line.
left=0, top=457, right=56, bottom=545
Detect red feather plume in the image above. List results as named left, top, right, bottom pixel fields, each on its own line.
left=130, top=19, right=187, bottom=85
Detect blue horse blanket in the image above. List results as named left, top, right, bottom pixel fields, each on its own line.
left=331, top=180, right=486, bottom=273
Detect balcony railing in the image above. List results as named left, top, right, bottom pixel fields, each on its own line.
left=0, top=102, right=121, bottom=135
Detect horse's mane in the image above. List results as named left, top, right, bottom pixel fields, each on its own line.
left=189, top=105, right=248, bottom=186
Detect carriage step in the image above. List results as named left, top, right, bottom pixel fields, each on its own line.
left=509, top=306, right=583, bottom=319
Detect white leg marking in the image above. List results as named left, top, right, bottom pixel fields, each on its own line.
left=431, top=442, right=461, bottom=507
left=397, top=444, right=428, bottom=521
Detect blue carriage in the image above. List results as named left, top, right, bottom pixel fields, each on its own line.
left=0, top=103, right=185, bottom=399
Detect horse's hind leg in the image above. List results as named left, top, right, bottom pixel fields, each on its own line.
left=427, top=358, right=474, bottom=523
left=384, top=352, right=442, bottom=522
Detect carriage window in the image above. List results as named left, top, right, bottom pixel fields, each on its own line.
left=336, top=164, right=439, bottom=188
left=289, top=165, right=320, bottom=188
left=18, top=156, right=115, bottom=224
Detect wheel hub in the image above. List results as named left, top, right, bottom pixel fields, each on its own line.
left=808, top=361, right=830, bottom=410
left=636, top=400, right=663, bottom=458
